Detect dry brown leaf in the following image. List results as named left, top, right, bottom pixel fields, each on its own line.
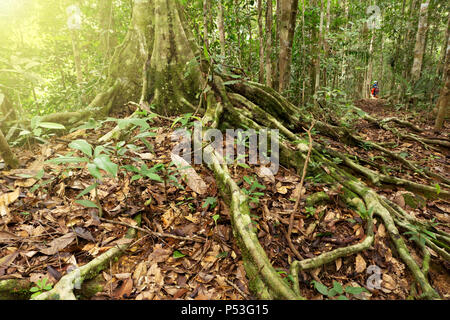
left=0, top=188, right=20, bottom=218
left=382, top=274, right=396, bottom=291
left=377, top=223, right=386, bottom=238
left=355, top=254, right=367, bottom=273
left=148, top=244, right=172, bottom=263
left=335, top=258, right=342, bottom=271
left=114, top=278, right=133, bottom=299
left=40, top=232, right=76, bottom=255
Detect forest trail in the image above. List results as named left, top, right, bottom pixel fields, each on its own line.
left=0, top=100, right=448, bottom=300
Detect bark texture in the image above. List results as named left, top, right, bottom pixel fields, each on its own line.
left=411, top=0, right=430, bottom=83
left=278, top=0, right=299, bottom=92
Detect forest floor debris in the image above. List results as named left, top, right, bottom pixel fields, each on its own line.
left=0, top=99, right=449, bottom=300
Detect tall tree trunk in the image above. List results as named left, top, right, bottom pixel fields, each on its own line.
left=71, top=29, right=83, bottom=86
left=278, top=0, right=299, bottom=93
left=203, top=0, right=209, bottom=52
left=437, top=12, right=450, bottom=80
left=258, top=0, right=265, bottom=83
left=218, top=0, right=226, bottom=58
left=234, top=0, right=242, bottom=64
left=265, top=0, right=274, bottom=88
left=98, top=0, right=117, bottom=59
left=434, top=36, right=450, bottom=132
left=313, top=0, right=324, bottom=104
left=411, top=0, right=430, bottom=84
left=90, top=0, right=201, bottom=116
left=364, top=32, right=375, bottom=99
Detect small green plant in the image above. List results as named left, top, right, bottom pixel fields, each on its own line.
left=17, top=116, right=66, bottom=145
left=242, top=175, right=266, bottom=204
left=404, top=224, right=438, bottom=247
left=30, top=278, right=53, bottom=298
left=311, top=280, right=368, bottom=300
left=305, top=206, right=316, bottom=218
left=212, top=214, right=220, bottom=226
left=46, top=139, right=118, bottom=217
left=203, top=197, right=218, bottom=210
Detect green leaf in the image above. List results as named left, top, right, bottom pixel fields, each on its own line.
left=88, top=164, right=103, bottom=180
left=93, top=155, right=118, bottom=177
left=145, top=172, right=163, bottom=182
left=38, top=122, right=66, bottom=130
left=173, top=251, right=186, bottom=259
left=31, top=292, right=42, bottom=298
left=312, top=281, right=329, bottom=296
left=69, top=140, right=93, bottom=158
left=45, top=157, right=89, bottom=164
left=94, top=146, right=106, bottom=158
left=202, top=197, right=218, bottom=209
left=77, top=183, right=98, bottom=199
left=75, top=200, right=99, bottom=209
left=332, top=281, right=344, bottom=295
left=30, top=287, right=40, bottom=293
left=337, top=295, right=349, bottom=300
left=212, top=215, right=220, bottom=224
left=345, top=286, right=366, bottom=295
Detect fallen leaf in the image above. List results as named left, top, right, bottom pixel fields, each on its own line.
left=355, top=254, right=367, bottom=273
left=114, top=278, right=133, bottom=299
left=335, top=258, right=342, bottom=271
left=74, top=227, right=95, bottom=242
left=40, top=232, right=76, bottom=255
left=0, top=188, right=20, bottom=218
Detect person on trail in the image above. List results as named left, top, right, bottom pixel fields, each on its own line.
left=371, top=81, right=380, bottom=99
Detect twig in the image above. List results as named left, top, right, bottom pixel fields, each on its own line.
left=286, top=122, right=315, bottom=260
left=225, top=278, right=249, bottom=299
left=99, top=217, right=206, bottom=243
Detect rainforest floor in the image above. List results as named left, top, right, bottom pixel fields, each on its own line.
left=0, top=99, right=449, bottom=300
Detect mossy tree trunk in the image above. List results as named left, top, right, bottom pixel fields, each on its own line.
left=91, top=0, right=202, bottom=117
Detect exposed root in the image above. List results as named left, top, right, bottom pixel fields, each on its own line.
left=31, top=215, right=141, bottom=300
left=0, top=128, right=19, bottom=169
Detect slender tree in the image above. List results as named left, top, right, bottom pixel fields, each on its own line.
left=278, top=0, right=299, bottom=92
left=265, top=0, right=274, bottom=88
left=434, top=35, right=450, bottom=132
left=411, top=0, right=431, bottom=83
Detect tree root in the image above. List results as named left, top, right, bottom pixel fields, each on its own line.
left=0, top=128, right=19, bottom=169
left=218, top=86, right=444, bottom=299
left=31, top=215, right=141, bottom=300
left=0, top=279, right=32, bottom=300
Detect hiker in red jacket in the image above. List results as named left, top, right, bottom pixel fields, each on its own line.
left=371, top=81, right=379, bottom=99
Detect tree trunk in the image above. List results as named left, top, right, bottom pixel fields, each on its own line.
left=411, top=0, right=430, bottom=83
left=437, top=12, right=450, bottom=80
left=203, top=0, right=209, bottom=52
left=313, top=0, right=324, bottom=104
left=98, top=0, right=117, bottom=59
left=90, top=0, right=201, bottom=116
left=278, top=0, right=299, bottom=93
left=434, top=36, right=450, bottom=132
left=0, top=128, right=19, bottom=169
left=265, top=0, right=274, bottom=88
left=0, top=93, right=17, bottom=123
left=258, top=0, right=265, bottom=83
left=218, top=0, right=226, bottom=58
